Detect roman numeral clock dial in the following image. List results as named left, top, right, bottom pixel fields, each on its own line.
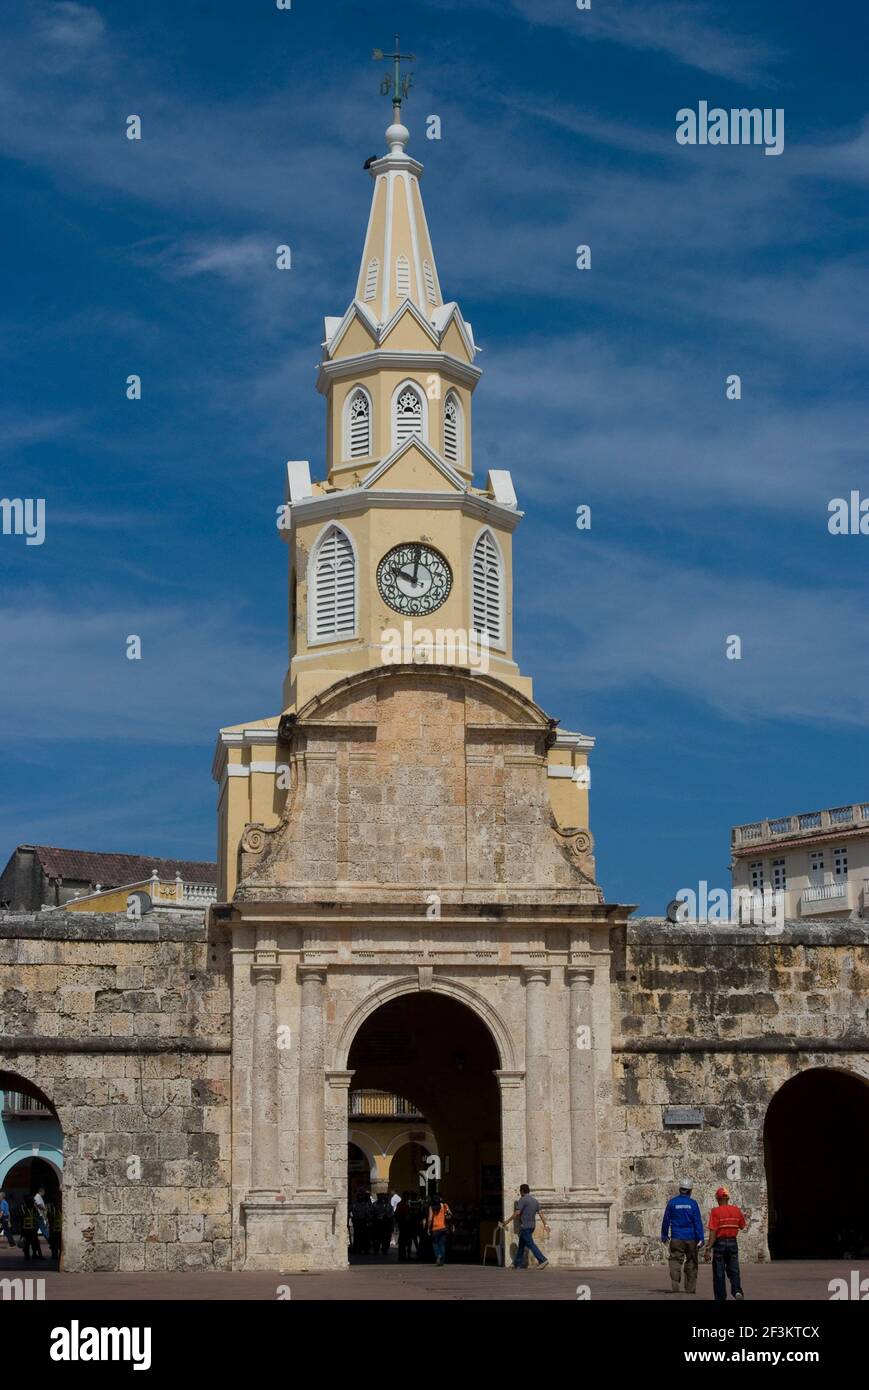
left=376, top=542, right=452, bottom=615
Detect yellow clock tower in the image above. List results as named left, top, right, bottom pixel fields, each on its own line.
left=213, top=80, right=593, bottom=898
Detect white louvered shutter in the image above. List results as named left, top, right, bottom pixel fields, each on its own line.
left=364, top=258, right=379, bottom=302
left=395, top=386, right=423, bottom=445
left=423, top=260, right=437, bottom=305
left=313, top=527, right=356, bottom=639
left=348, top=390, right=371, bottom=458
left=396, top=255, right=411, bottom=299
left=472, top=531, right=502, bottom=645
left=443, top=394, right=460, bottom=464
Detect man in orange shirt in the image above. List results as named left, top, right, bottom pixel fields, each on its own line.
left=707, top=1186, right=747, bottom=1302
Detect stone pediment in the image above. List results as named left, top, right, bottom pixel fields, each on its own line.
left=235, top=665, right=603, bottom=904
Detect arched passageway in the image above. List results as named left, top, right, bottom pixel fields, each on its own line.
left=0, top=1071, right=64, bottom=1263
left=346, top=991, right=502, bottom=1262
left=764, top=1067, right=869, bottom=1259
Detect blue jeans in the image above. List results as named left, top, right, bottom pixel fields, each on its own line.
left=712, top=1238, right=743, bottom=1301
left=431, top=1231, right=447, bottom=1262
left=513, top=1227, right=546, bottom=1267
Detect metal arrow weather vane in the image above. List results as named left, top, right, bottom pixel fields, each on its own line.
left=373, top=33, right=416, bottom=110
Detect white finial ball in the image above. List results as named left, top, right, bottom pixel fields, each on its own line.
left=386, top=121, right=410, bottom=155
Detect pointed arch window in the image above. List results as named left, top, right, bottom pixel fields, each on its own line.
left=393, top=382, right=425, bottom=447
left=345, top=387, right=372, bottom=460
left=471, top=529, right=504, bottom=648
left=443, top=392, right=462, bottom=466
left=364, top=258, right=379, bottom=302
left=309, top=525, right=357, bottom=642
left=423, top=260, right=437, bottom=305
left=396, top=254, right=411, bottom=299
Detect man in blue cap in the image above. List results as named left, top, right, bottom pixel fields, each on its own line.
left=660, top=1179, right=704, bottom=1294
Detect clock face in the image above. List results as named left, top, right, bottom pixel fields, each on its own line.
left=377, top=542, right=452, bottom=616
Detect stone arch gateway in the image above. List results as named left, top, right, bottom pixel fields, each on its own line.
left=227, top=664, right=628, bottom=1271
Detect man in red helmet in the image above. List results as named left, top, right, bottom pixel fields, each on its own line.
left=707, top=1186, right=747, bottom=1301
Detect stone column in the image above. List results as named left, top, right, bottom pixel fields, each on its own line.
left=297, top=965, right=328, bottom=1194
left=249, top=942, right=282, bottom=1199
left=567, top=966, right=598, bottom=1190
left=523, top=967, right=553, bottom=1192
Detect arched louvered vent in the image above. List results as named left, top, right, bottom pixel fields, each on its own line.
left=443, top=393, right=461, bottom=465
left=364, top=258, right=379, bottom=302
left=471, top=530, right=503, bottom=647
left=423, top=260, right=437, bottom=305
left=394, top=384, right=423, bottom=445
left=347, top=388, right=371, bottom=459
left=396, top=255, right=411, bottom=299
left=311, top=526, right=356, bottom=641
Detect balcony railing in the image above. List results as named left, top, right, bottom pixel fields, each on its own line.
left=732, top=803, right=869, bottom=848
left=802, top=882, right=847, bottom=903
left=349, top=1091, right=424, bottom=1120
left=1, top=1091, right=52, bottom=1118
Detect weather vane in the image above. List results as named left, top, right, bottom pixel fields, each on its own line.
left=372, top=34, right=415, bottom=111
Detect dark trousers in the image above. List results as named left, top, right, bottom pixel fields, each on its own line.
left=397, top=1222, right=414, bottom=1260
left=712, top=1237, right=743, bottom=1301
left=668, top=1238, right=698, bottom=1292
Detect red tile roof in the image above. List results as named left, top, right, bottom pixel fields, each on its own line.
left=31, top=846, right=215, bottom=887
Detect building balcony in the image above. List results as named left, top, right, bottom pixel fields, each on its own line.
left=1, top=1091, right=53, bottom=1120
left=349, top=1091, right=424, bottom=1120
left=800, top=882, right=851, bottom=916
left=732, top=802, right=869, bottom=851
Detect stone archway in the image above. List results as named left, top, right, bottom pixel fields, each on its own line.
left=0, top=1071, right=64, bottom=1262
left=764, top=1066, right=869, bottom=1259
left=345, top=991, right=503, bottom=1262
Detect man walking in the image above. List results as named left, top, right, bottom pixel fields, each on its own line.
left=707, top=1185, right=747, bottom=1301
left=501, top=1183, right=550, bottom=1270
left=660, top=1179, right=704, bottom=1293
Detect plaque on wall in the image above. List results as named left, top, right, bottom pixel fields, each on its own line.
left=663, top=1106, right=704, bottom=1127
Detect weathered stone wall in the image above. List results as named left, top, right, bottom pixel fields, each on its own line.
left=612, top=918, right=869, bottom=1263
left=0, top=909, right=232, bottom=1273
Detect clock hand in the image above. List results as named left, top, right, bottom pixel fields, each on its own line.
left=412, top=545, right=422, bottom=584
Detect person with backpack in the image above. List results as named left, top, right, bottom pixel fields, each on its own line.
left=426, top=1194, right=453, bottom=1266
left=660, top=1179, right=704, bottom=1293
left=20, top=1196, right=41, bottom=1260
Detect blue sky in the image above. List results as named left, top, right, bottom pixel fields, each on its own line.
left=1, top=0, right=868, bottom=913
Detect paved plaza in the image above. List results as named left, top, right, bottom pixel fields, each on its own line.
left=0, top=1249, right=856, bottom=1301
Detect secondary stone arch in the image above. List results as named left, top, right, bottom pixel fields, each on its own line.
left=333, top=974, right=517, bottom=1073
left=764, top=1063, right=869, bottom=1259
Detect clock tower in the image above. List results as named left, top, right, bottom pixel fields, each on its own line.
left=213, top=55, right=628, bottom=1276
left=214, top=82, right=594, bottom=901
left=280, top=92, right=530, bottom=715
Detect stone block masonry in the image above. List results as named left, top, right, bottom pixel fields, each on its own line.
left=612, top=919, right=869, bottom=1263
left=0, top=909, right=232, bottom=1273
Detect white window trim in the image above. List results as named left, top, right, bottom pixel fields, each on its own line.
left=306, top=522, right=359, bottom=647
left=470, top=525, right=506, bottom=653
left=342, top=384, right=373, bottom=462
left=390, top=378, right=429, bottom=451
left=442, top=390, right=464, bottom=468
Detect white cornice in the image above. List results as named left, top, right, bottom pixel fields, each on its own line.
left=211, top=726, right=279, bottom=782
left=554, top=729, right=596, bottom=751
left=279, top=487, right=524, bottom=536
left=317, top=350, right=482, bottom=395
